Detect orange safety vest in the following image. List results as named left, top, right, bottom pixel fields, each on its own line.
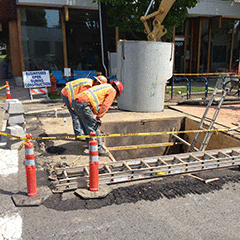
left=85, top=84, right=113, bottom=114
left=66, top=78, right=93, bottom=108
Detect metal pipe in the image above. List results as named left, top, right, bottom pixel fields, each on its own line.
left=144, top=0, right=155, bottom=16
left=99, top=3, right=108, bottom=76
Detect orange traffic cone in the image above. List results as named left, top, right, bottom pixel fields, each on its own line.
left=50, top=73, right=58, bottom=94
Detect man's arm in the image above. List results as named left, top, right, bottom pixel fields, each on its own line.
left=96, top=89, right=116, bottom=119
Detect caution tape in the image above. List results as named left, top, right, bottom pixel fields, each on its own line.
left=70, top=141, right=84, bottom=167
left=71, top=155, right=82, bottom=167
left=0, top=132, right=26, bottom=141
left=80, top=126, right=240, bottom=139
left=0, top=84, right=7, bottom=90
left=34, top=135, right=87, bottom=140
left=18, top=139, right=29, bottom=151
left=1, top=125, right=239, bottom=151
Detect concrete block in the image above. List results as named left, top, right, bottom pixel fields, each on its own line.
left=6, top=139, right=23, bottom=150
left=4, top=99, right=19, bottom=111
left=19, top=121, right=26, bottom=132
left=7, top=114, right=24, bottom=125
left=6, top=125, right=26, bottom=140
left=7, top=121, right=26, bottom=129
left=8, top=101, right=24, bottom=114
left=4, top=112, right=9, bottom=120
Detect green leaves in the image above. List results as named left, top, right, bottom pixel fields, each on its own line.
left=96, top=0, right=199, bottom=40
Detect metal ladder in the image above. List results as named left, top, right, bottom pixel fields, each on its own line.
left=188, top=80, right=227, bottom=152
left=50, top=147, right=240, bottom=193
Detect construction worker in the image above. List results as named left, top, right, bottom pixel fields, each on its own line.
left=72, top=81, right=123, bottom=153
left=61, top=76, right=107, bottom=139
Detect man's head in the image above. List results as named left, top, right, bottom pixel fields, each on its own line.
left=94, top=75, right=107, bottom=85
left=111, top=80, right=123, bottom=97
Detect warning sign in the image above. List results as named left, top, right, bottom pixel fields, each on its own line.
left=23, top=70, right=51, bottom=88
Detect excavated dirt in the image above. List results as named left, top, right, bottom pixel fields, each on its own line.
left=25, top=110, right=111, bottom=172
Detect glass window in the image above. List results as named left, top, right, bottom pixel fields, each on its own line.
left=174, top=37, right=184, bottom=73
left=20, top=8, right=64, bottom=71
left=200, top=19, right=209, bottom=73
left=65, top=10, right=102, bottom=72
left=232, top=20, right=240, bottom=73
left=185, top=38, right=191, bottom=73
left=210, top=18, right=233, bottom=72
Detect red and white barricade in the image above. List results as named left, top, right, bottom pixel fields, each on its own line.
left=29, top=87, right=49, bottom=100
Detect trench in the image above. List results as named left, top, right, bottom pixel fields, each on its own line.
left=100, top=117, right=240, bottom=160
left=38, top=115, right=240, bottom=210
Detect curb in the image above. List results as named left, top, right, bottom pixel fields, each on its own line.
left=21, top=98, right=63, bottom=104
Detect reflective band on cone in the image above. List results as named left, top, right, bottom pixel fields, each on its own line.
left=25, top=133, right=37, bottom=197
left=5, top=81, right=11, bottom=99
left=89, top=131, right=99, bottom=191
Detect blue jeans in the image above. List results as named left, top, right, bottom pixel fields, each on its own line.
left=72, top=100, right=102, bottom=151
left=61, top=93, right=82, bottom=137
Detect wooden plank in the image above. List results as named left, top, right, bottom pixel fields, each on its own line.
left=106, top=142, right=180, bottom=151
left=9, top=20, right=22, bottom=76
left=238, top=52, right=240, bottom=76
left=115, top=27, right=119, bottom=52
left=188, top=173, right=219, bottom=184
left=61, top=8, right=68, bottom=68
left=64, top=5, right=69, bottom=21
left=197, top=18, right=202, bottom=73
left=17, top=8, right=25, bottom=72
left=190, top=19, right=194, bottom=73
left=172, top=26, right=176, bottom=43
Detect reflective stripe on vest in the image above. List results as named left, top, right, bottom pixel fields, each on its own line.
left=86, top=84, right=111, bottom=113
left=66, top=79, right=92, bottom=101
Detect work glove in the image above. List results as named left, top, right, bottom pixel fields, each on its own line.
left=96, top=119, right=102, bottom=127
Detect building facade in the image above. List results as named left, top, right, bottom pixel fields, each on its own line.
left=0, top=0, right=240, bottom=79
left=174, top=0, right=240, bottom=75
left=0, top=0, right=111, bottom=77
